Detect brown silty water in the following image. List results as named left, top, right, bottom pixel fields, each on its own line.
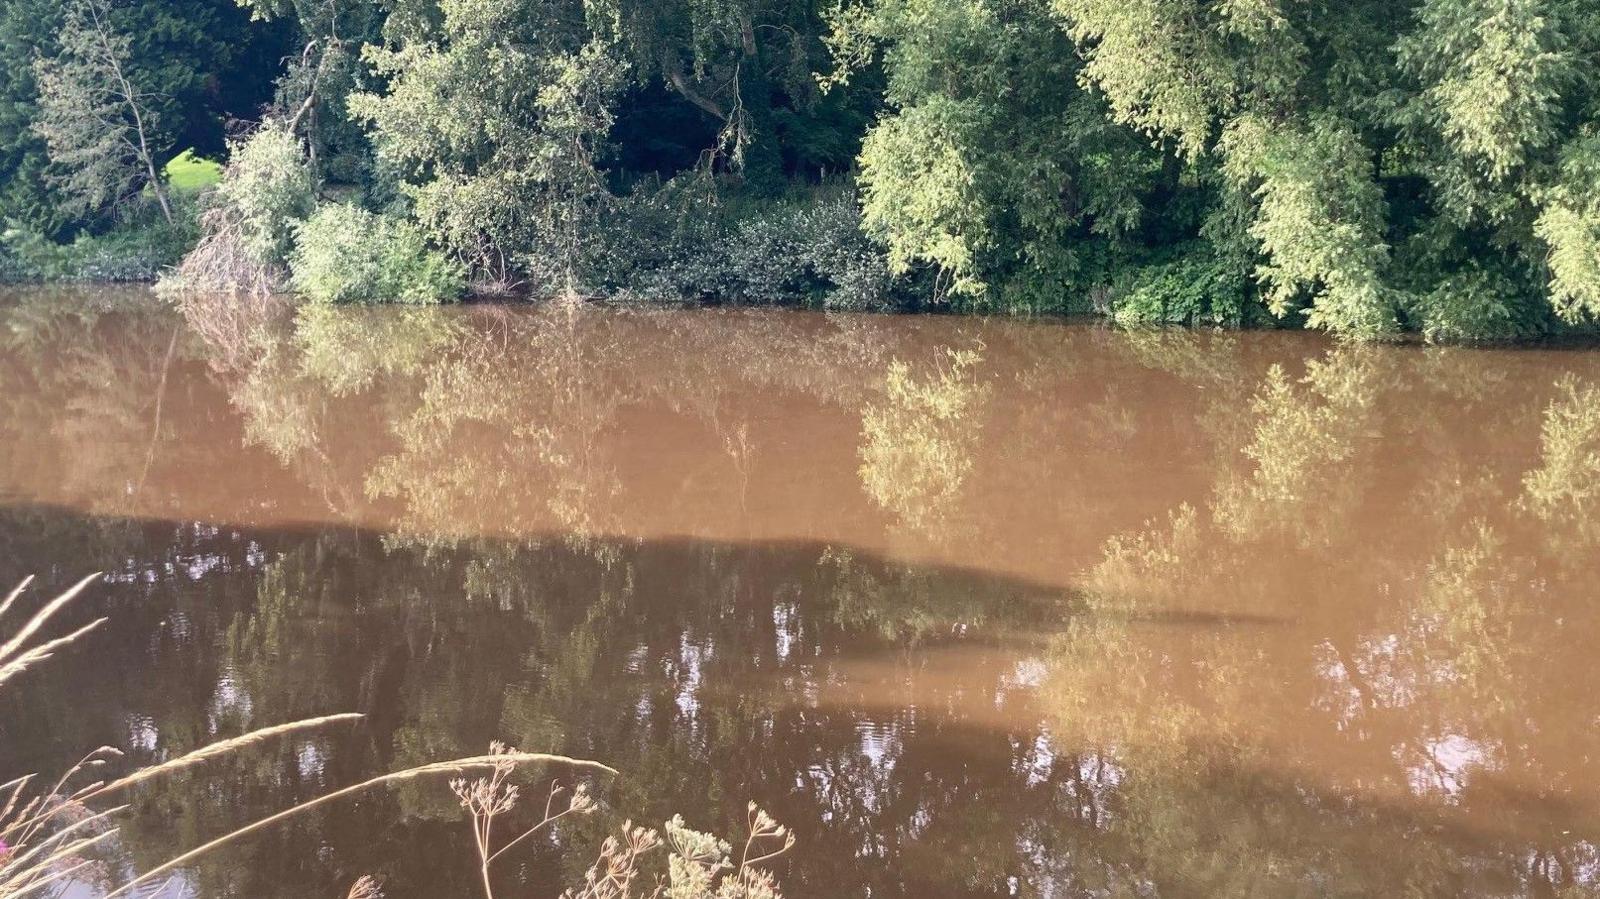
left=2, top=285, right=1599, bottom=897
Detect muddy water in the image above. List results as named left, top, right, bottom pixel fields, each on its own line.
left=3, top=286, right=1600, bottom=897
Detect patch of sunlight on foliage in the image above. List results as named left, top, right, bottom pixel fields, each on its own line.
left=1521, top=374, right=1600, bottom=528
left=1221, top=116, right=1398, bottom=338
left=290, top=203, right=465, bottom=305
left=1398, top=0, right=1571, bottom=184
left=1535, top=136, right=1600, bottom=323
left=858, top=347, right=987, bottom=534
left=857, top=98, right=990, bottom=297
left=1052, top=0, right=1242, bottom=160
left=164, top=148, right=223, bottom=193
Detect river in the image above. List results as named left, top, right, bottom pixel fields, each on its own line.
left=3, top=286, right=1599, bottom=897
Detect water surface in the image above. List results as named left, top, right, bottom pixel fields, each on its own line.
left=3, top=286, right=1600, bottom=897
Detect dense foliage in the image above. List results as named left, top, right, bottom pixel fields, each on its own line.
left=4, top=0, right=1600, bottom=340
left=290, top=202, right=464, bottom=304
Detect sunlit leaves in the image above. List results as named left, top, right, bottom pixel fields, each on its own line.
left=1053, top=0, right=1235, bottom=158
left=1222, top=116, right=1398, bottom=337
left=844, top=0, right=1162, bottom=305
left=1534, top=135, right=1600, bottom=322
left=857, top=99, right=990, bottom=294
left=349, top=0, right=627, bottom=287
left=1398, top=0, right=1573, bottom=182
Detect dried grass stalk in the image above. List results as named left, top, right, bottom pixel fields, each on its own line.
left=108, top=752, right=616, bottom=897
left=0, top=574, right=101, bottom=669
left=161, top=203, right=286, bottom=297
left=85, top=714, right=365, bottom=798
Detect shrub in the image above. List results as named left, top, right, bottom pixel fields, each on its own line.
left=163, top=122, right=317, bottom=294
left=215, top=123, right=318, bottom=268
left=1408, top=267, right=1550, bottom=343
left=726, top=191, right=893, bottom=310
left=1110, top=249, right=1257, bottom=328
left=0, top=197, right=197, bottom=284
left=290, top=203, right=465, bottom=304
left=600, top=178, right=895, bottom=309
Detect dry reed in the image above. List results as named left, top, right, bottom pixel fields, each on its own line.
left=160, top=203, right=286, bottom=297
left=108, top=750, right=614, bottom=898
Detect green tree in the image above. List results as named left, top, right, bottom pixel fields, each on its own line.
left=30, top=0, right=176, bottom=223
left=349, top=0, right=627, bottom=290
left=0, top=0, right=68, bottom=235
left=833, top=0, right=1160, bottom=310
left=590, top=0, right=856, bottom=191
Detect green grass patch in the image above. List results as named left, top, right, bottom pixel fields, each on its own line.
left=165, top=149, right=223, bottom=193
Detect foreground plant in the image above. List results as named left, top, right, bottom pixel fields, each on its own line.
left=2, top=574, right=795, bottom=897
left=552, top=803, right=794, bottom=899
left=450, top=744, right=796, bottom=899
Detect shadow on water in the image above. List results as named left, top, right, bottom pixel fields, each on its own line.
left=3, top=502, right=1599, bottom=899
left=1, top=503, right=1074, bottom=898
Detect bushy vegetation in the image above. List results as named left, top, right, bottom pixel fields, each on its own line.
left=1, top=198, right=196, bottom=282
left=7, top=0, right=1600, bottom=337
left=600, top=181, right=892, bottom=309
left=289, top=203, right=464, bottom=304
left=1110, top=250, right=1258, bottom=328
left=160, top=122, right=318, bottom=294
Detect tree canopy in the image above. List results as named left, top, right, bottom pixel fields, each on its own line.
left=4, top=0, right=1600, bottom=340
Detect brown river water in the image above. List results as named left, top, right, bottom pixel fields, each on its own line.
left=3, top=285, right=1600, bottom=897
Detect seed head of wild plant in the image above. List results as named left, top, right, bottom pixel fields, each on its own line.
left=451, top=741, right=521, bottom=817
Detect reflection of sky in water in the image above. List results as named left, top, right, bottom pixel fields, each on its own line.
left=126, top=714, right=159, bottom=753
left=207, top=666, right=252, bottom=732
left=297, top=741, right=326, bottom=781
left=1403, top=733, right=1492, bottom=801
left=673, top=635, right=707, bottom=720
left=773, top=601, right=797, bottom=663
left=1001, top=656, right=1047, bottom=704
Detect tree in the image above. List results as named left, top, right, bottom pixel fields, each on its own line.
left=30, top=0, right=175, bottom=223
left=832, top=0, right=1161, bottom=309
left=234, top=0, right=387, bottom=183
left=589, top=0, right=849, bottom=192
left=349, top=0, right=627, bottom=291
left=0, top=0, right=69, bottom=236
